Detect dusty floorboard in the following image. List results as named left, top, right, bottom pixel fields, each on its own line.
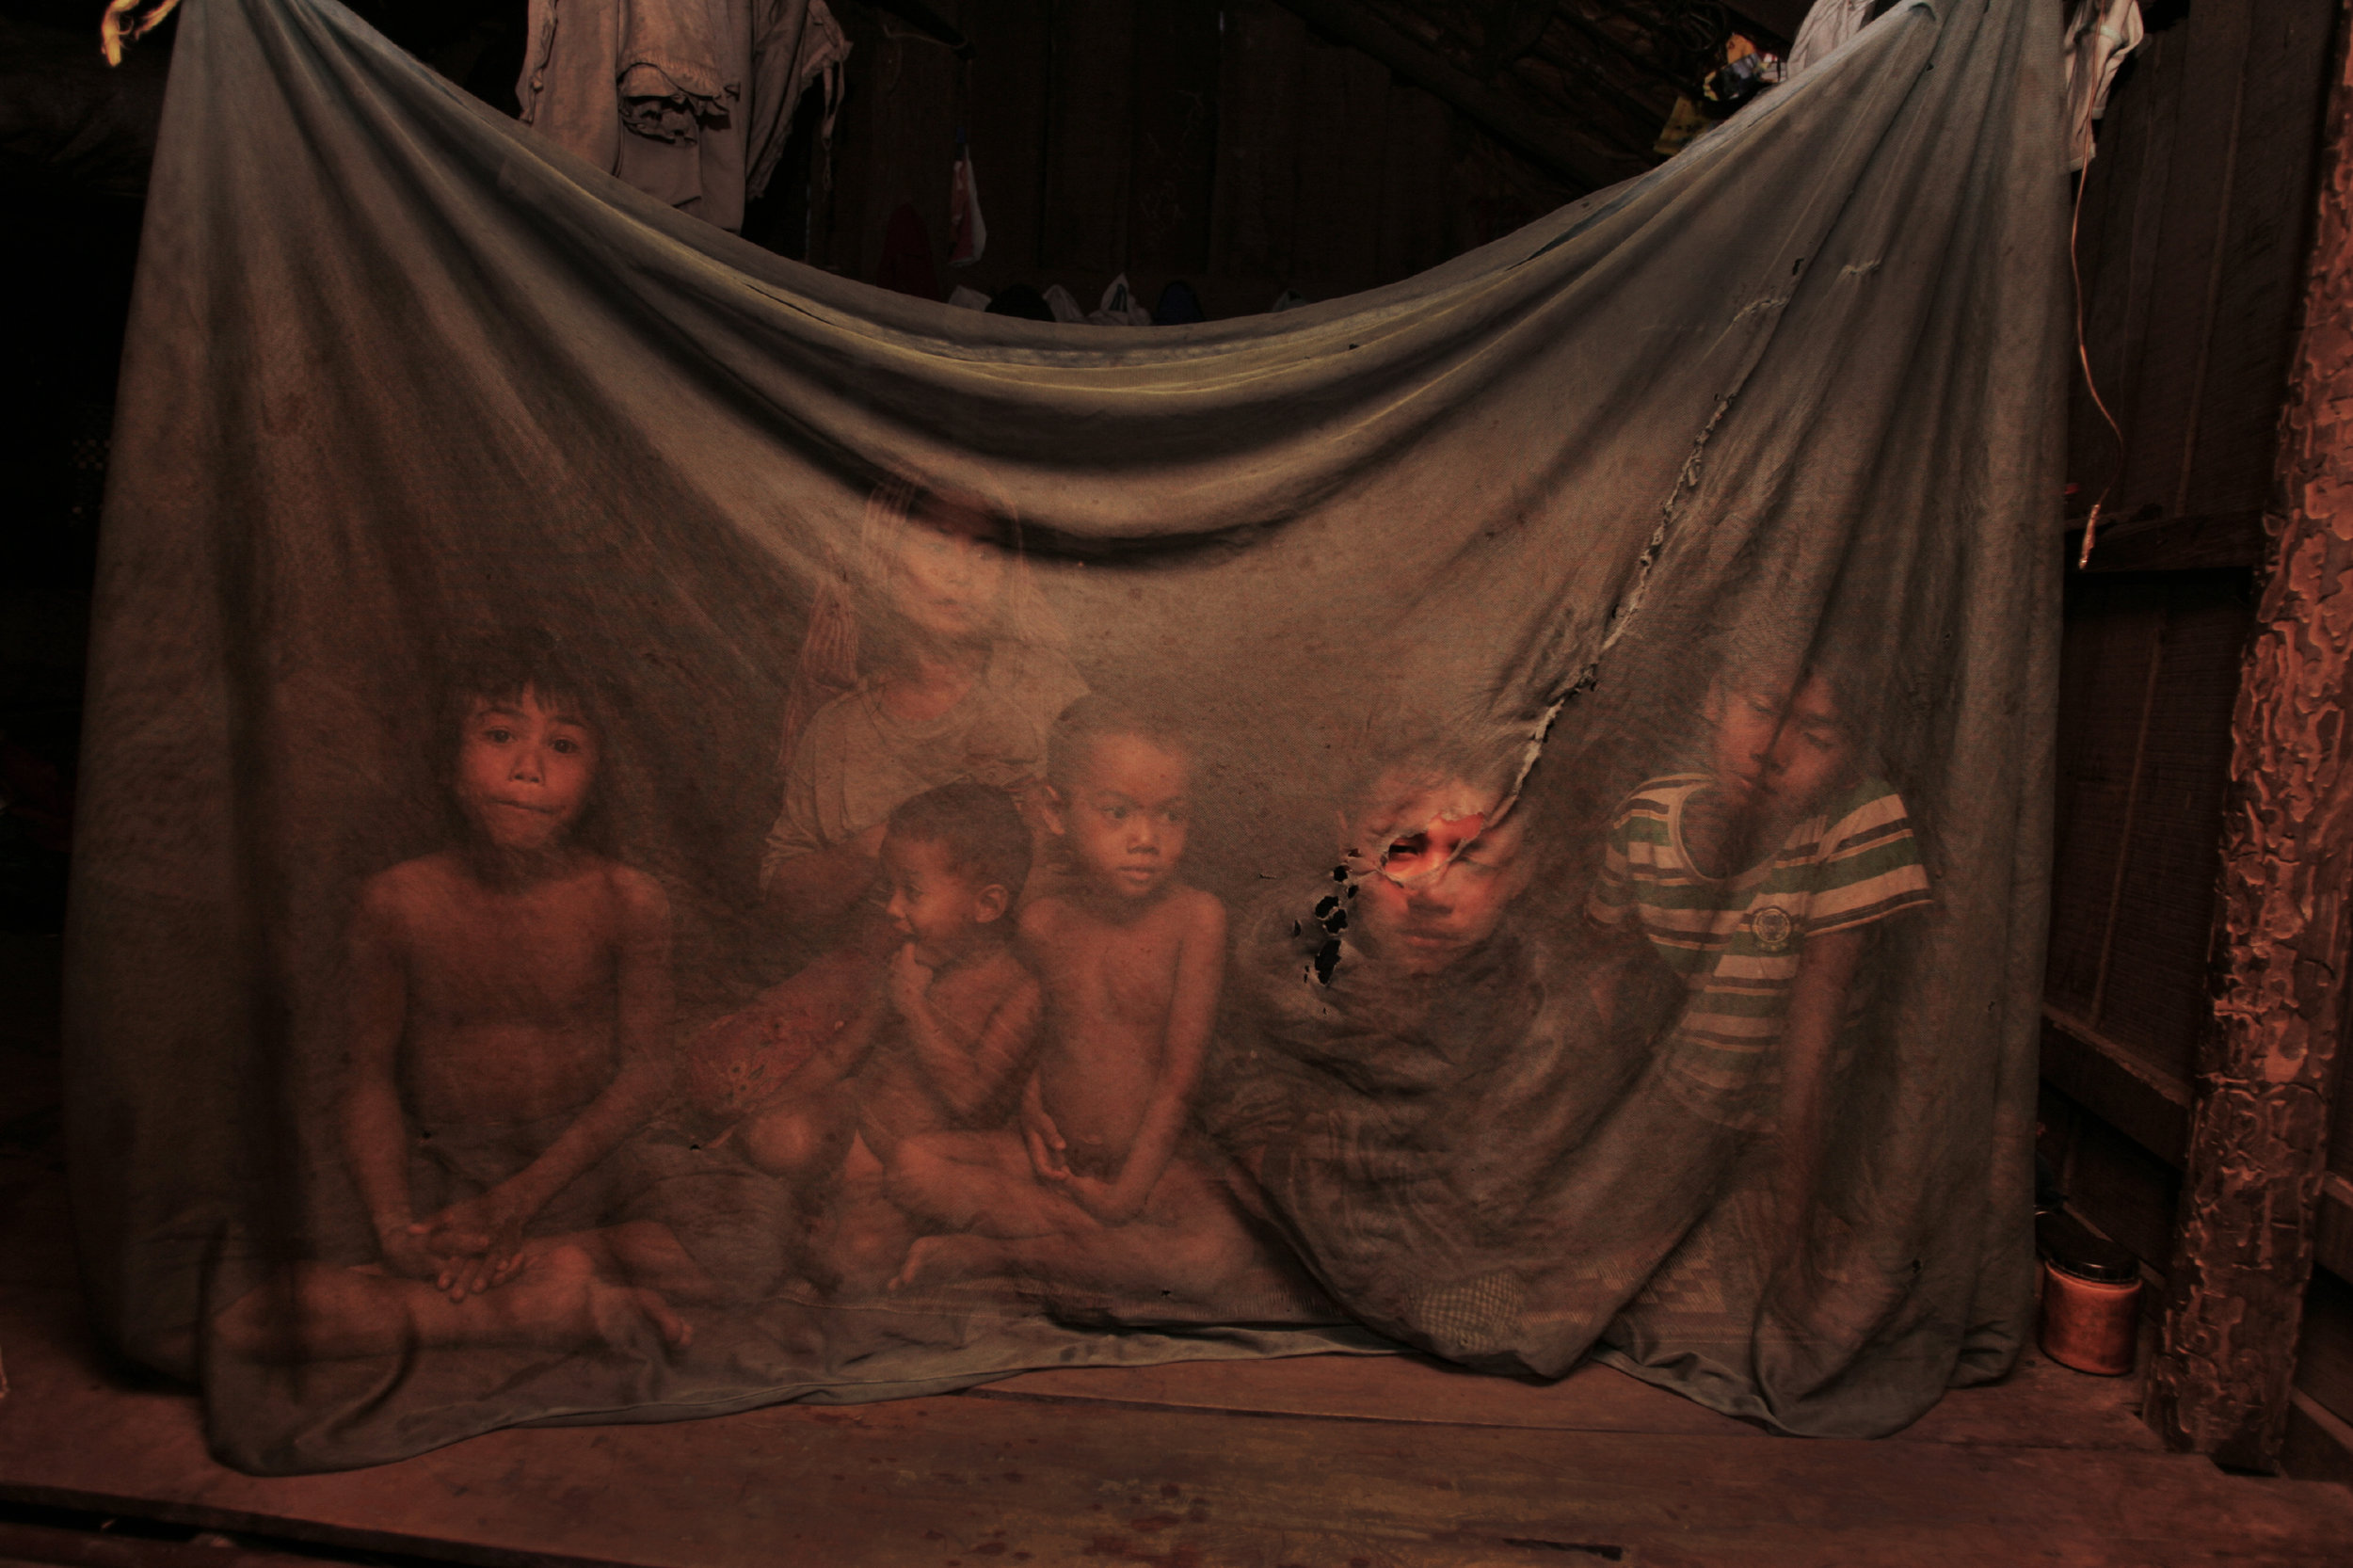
left=972, top=1330, right=2167, bottom=1450
left=0, top=931, right=2347, bottom=1567
left=3, top=1181, right=2352, bottom=1566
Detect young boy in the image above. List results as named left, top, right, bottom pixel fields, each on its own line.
left=735, top=781, right=1042, bottom=1287
left=1332, top=749, right=1536, bottom=984
left=1203, top=729, right=1597, bottom=1360
left=220, top=637, right=760, bottom=1358
left=886, top=698, right=1268, bottom=1311
left=1588, top=654, right=1931, bottom=1252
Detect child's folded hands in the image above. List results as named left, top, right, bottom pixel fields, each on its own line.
left=410, top=1188, right=534, bottom=1301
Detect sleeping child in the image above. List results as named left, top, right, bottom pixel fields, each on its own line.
left=1588, top=653, right=1932, bottom=1256
left=219, top=635, right=775, bottom=1359
left=885, top=698, right=1279, bottom=1313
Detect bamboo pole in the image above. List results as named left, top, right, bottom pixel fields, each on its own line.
left=2144, top=1, right=2353, bottom=1472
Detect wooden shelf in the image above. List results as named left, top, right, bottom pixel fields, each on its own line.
left=2041, top=1003, right=2353, bottom=1285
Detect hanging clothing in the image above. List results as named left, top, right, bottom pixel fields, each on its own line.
left=515, top=0, right=849, bottom=232
left=1087, top=275, right=1153, bottom=326
left=2063, top=0, right=2145, bottom=171
left=947, top=138, right=985, bottom=267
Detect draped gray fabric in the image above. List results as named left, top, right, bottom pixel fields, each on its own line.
left=66, top=0, right=2064, bottom=1474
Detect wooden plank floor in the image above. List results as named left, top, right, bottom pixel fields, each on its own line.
left=8, top=1156, right=2353, bottom=1562
left=4, top=954, right=2352, bottom=1564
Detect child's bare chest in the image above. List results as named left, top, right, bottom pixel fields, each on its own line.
left=928, top=961, right=1020, bottom=1031
left=1041, top=920, right=1182, bottom=1030
left=405, top=888, right=617, bottom=1020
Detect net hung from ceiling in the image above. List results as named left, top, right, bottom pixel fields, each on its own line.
left=66, top=0, right=2063, bottom=1472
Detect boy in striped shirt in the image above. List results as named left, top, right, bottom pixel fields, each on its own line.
left=1588, top=661, right=1930, bottom=1246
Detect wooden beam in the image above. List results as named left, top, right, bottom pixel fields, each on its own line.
left=1266, top=0, right=1632, bottom=192
left=2040, top=1007, right=2193, bottom=1165
left=2284, top=1388, right=2353, bottom=1486
left=2068, top=508, right=2265, bottom=571
left=2318, top=1173, right=2353, bottom=1288
left=2144, top=0, right=2353, bottom=1472
left=2038, top=1014, right=2353, bottom=1288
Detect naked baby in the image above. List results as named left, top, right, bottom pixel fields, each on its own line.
left=220, top=635, right=768, bottom=1359
left=887, top=698, right=1278, bottom=1312
left=734, top=780, right=1043, bottom=1290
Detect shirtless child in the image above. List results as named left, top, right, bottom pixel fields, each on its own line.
left=735, top=781, right=1042, bottom=1288
left=221, top=638, right=743, bottom=1359
left=886, top=699, right=1265, bottom=1310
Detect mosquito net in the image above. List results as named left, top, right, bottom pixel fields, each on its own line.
left=65, top=0, right=2063, bottom=1472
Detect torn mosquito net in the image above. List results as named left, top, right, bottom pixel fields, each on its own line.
left=64, top=0, right=2064, bottom=1472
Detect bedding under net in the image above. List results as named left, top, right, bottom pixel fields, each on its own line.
left=65, top=0, right=2065, bottom=1472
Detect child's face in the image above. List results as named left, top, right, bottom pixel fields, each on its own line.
left=882, top=833, right=1005, bottom=960
left=1704, top=672, right=1795, bottom=804
left=1342, top=773, right=1531, bottom=977
left=1055, top=734, right=1193, bottom=901
left=456, top=686, right=597, bottom=854
left=1764, top=674, right=1857, bottom=817
left=890, top=503, right=1007, bottom=644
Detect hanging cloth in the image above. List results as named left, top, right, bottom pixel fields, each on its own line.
left=948, top=132, right=986, bottom=267
left=2062, top=0, right=2145, bottom=171
left=517, top=0, right=850, bottom=231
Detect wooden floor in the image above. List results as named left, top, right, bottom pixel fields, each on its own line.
left=4, top=935, right=2353, bottom=1565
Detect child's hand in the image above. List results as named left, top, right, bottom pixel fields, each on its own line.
left=1022, top=1103, right=1071, bottom=1183
left=375, top=1222, right=443, bottom=1283
left=888, top=944, right=933, bottom=1016
left=394, top=1216, right=490, bottom=1302
left=1060, top=1171, right=1132, bottom=1226
left=412, top=1188, right=534, bottom=1300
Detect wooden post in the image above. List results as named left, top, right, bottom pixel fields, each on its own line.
left=2145, top=0, right=2353, bottom=1471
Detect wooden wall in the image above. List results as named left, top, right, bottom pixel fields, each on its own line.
left=2034, top=0, right=2353, bottom=1478
left=766, top=0, right=1577, bottom=319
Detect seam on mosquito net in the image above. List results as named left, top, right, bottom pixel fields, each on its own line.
left=1494, top=387, right=1738, bottom=823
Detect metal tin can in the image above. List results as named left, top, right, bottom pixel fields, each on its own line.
left=2036, top=1211, right=2142, bottom=1377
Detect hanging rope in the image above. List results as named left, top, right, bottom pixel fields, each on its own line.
left=2072, top=167, right=2126, bottom=568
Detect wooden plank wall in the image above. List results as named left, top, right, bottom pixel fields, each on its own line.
left=783, top=0, right=1572, bottom=319
left=2064, top=2, right=2334, bottom=539
left=2037, top=0, right=2352, bottom=1478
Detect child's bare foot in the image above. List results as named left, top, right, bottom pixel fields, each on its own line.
left=811, top=1194, right=919, bottom=1301
left=888, top=1233, right=1000, bottom=1294
left=598, top=1283, right=692, bottom=1352
left=503, top=1243, right=692, bottom=1352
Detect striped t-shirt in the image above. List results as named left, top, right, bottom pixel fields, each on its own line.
left=1587, top=773, right=1932, bottom=1126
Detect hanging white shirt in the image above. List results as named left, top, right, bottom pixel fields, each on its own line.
left=2064, top=0, right=2146, bottom=171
